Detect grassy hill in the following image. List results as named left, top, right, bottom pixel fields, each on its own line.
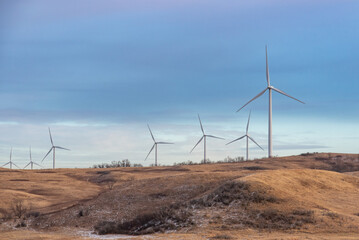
left=1, top=152, right=359, bottom=239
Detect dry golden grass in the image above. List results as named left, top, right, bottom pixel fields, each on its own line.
left=1, top=152, right=359, bottom=239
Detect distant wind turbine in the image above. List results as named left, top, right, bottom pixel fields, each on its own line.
left=190, top=114, right=224, bottom=163
left=1, top=147, right=20, bottom=169
left=145, top=124, right=173, bottom=166
left=42, top=128, right=70, bottom=169
left=237, top=46, right=305, bottom=158
left=226, top=111, right=264, bottom=160
left=24, top=146, right=42, bottom=170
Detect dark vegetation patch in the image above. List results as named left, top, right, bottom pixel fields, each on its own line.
left=94, top=207, right=193, bottom=235
left=210, top=234, right=233, bottom=239
left=10, top=179, right=30, bottom=181
left=96, top=171, right=110, bottom=175
left=314, top=155, right=359, bottom=172
left=242, top=166, right=268, bottom=171
left=28, top=189, right=54, bottom=196
left=94, top=180, right=281, bottom=235
left=300, top=152, right=317, bottom=156
left=149, top=192, right=167, bottom=199
left=190, top=181, right=278, bottom=207
left=225, top=209, right=315, bottom=230
left=26, top=211, right=40, bottom=218
left=87, top=171, right=116, bottom=186
left=354, top=213, right=359, bottom=217
left=324, top=212, right=340, bottom=219
left=15, top=221, right=27, bottom=228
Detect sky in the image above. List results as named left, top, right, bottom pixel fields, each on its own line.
left=0, top=0, right=358, bottom=168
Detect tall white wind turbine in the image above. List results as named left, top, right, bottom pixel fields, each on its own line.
left=226, top=111, right=263, bottom=160
left=42, top=128, right=70, bottom=169
left=1, top=147, right=20, bottom=169
left=190, top=114, right=224, bottom=163
left=237, top=46, right=305, bottom=158
left=145, top=124, right=173, bottom=166
left=24, top=146, right=42, bottom=170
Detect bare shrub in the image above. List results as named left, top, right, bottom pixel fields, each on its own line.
left=11, top=199, right=29, bottom=219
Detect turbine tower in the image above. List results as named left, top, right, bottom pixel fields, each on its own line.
left=24, top=146, right=42, bottom=170
left=145, top=124, right=173, bottom=166
left=226, top=111, right=264, bottom=160
left=42, top=128, right=70, bottom=169
left=237, top=46, right=304, bottom=158
left=1, top=147, right=20, bottom=169
left=190, top=114, right=224, bottom=163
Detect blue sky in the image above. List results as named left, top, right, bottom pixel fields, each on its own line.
left=0, top=0, right=358, bottom=168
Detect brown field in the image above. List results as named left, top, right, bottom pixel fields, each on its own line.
left=1, top=152, right=359, bottom=239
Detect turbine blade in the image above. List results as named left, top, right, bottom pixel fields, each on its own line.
left=54, top=146, right=70, bottom=151
left=236, top=88, right=268, bottom=112
left=1, top=162, right=10, bottom=167
left=12, top=163, right=20, bottom=169
left=24, top=162, right=30, bottom=169
left=206, top=135, right=225, bottom=140
left=248, top=136, right=264, bottom=150
left=198, top=114, right=205, bottom=134
left=266, top=45, right=270, bottom=86
left=145, top=144, right=155, bottom=160
left=226, top=135, right=246, bottom=145
left=271, top=86, right=305, bottom=104
left=33, top=162, right=43, bottom=168
left=147, top=124, right=156, bottom=142
left=157, top=142, right=174, bottom=144
left=10, top=147, right=12, bottom=161
left=190, top=136, right=204, bottom=153
left=48, top=127, right=54, bottom=146
left=246, top=110, right=251, bottom=134
left=42, top=148, right=53, bottom=162
left=29, top=146, right=32, bottom=161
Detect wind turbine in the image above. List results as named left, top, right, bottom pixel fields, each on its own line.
left=1, top=147, right=20, bottom=169
left=237, top=46, right=305, bottom=158
left=24, top=146, right=42, bottom=170
left=190, top=114, right=224, bottom=163
left=226, top=111, right=264, bottom=160
left=145, top=124, right=173, bottom=166
left=42, top=128, right=70, bottom=169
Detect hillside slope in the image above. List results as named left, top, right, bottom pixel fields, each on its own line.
left=1, top=153, right=359, bottom=239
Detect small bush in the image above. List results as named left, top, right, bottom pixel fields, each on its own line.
left=26, top=211, right=40, bottom=218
